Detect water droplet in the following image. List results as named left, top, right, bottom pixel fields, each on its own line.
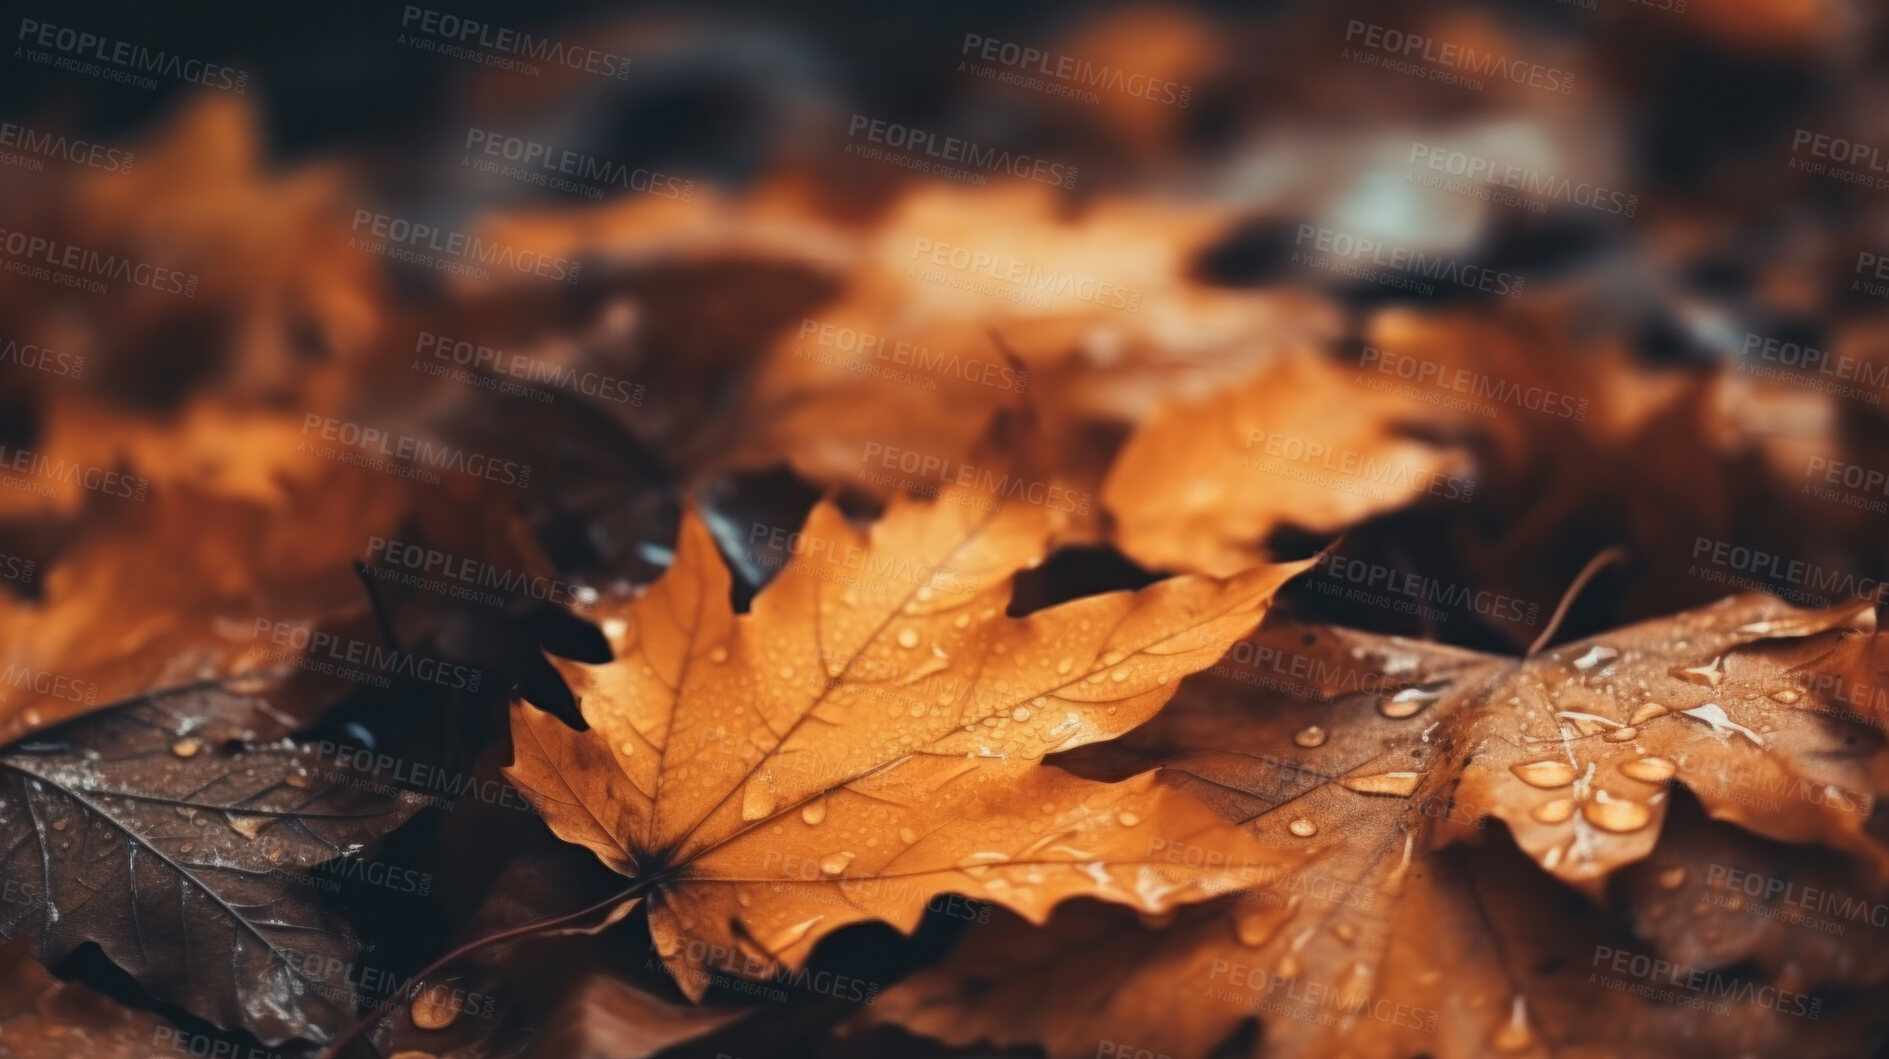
left=1510, top=760, right=1577, bottom=788
left=1556, top=711, right=1614, bottom=736
left=1672, top=656, right=1726, bottom=688
left=1629, top=702, right=1669, bottom=725
left=1379, top=686, right=1441, bottom=719
left=1012, top=707, right=1031, bottom=722
left=1679, top=703, right=1765, bottom=746
left=50, top=818, right=68, bottom=832
left=898, top=827, right=918, bottom=845
left=777, top=666, right=795, bottom=682
left=1117, top=811, right=1140, bottom=827
left=741, top=777, right=777, bottom=822
left=1288, top=818, right=1318, bottom=838
left=1056, top=657, right=1074, bottom=676
left=170, top=738, right=202, bottom=758
left=601, top=618, right=628, bottom=640
left=801, top=799, right=827, bottom=826
left=1294, top=725, right=1328, bottom=748
left=709, top=646, right=728, bottom=663
left=1659, top=866, right=1688, bottom=890
left=1604, top=726, right=1639, bottom=742
left=1531, top=799, right=1576, bottom=824
left=1341, top=772, right=1421, bottom=797
left=1572, top=646, right=1619, bottom=672
left=1618, top=756, right=1676, bottom=783
left=410, top=984, right=460, bottom=1030
left=820, top=852, right=855, bottom=876
left=896, top=628, right=920, bottom=649
left=1334, top=923, right=1358, bottom=943
left=1582, top=797, right=1652, bottom=833
left=1110, top=669, right=1129, bottom=683
left=618, top=740, right=637, bottom=757
left=1769, top=688, right=1800, bottom=705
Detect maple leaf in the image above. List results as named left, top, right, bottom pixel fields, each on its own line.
left=0, top=689, right=426, bottom=1045
left=868, top=599, right=1889, bottom=1058
left=0, top=942, right=174, bottom=1058
left=1103, top=354, right=1475, bottom=577
left=505, top=486, right=1310, bottom=997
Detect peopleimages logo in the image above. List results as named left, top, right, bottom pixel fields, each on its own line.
left=398, top=6, right=632, bottom=79
left=415, top=330, right=642, bottom=404
left=251, top=618, right=484, bottom=692
left=15, top=18, right=250, bottom=93
left=0, top=227, right=198, bottom=297
left=1342, top=20, right=1575, bottom=94
left=846, top=114, right=1077, bottom=190
left=0, top=336, right=85, bottom=379
left=300, top=414, right=533, bottom=489
left=462, top=128, right=694, bottom=201
left=1406, top=143, right=1637, bottom=217
left=349, top=209, right=582, bottom=284
left=1292, top=225, right=1524, bottom=298
left=959, top=33, right=1192, bottom=107
left=0, top=121, right=133, bottom=173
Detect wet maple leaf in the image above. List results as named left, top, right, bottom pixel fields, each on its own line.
left=1103, top=354, right=1475, bottom=576
left=505, top=485, right=1310, bottom=997
left=868, top=598, right=1889, bottom=1058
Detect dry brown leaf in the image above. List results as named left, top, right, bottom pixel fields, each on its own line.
left=1104, top=354, right=1476, bottom=576
left=505, top=484, right=1310, bottom=997
left=869, top=600, right=1889, bottom=1058
left=0, top=690, right=427, bottom=1046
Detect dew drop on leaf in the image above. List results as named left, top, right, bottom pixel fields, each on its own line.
left=1341, top=771, right=1421, bottom=797
left=1530, top=799, right=1576, bottom=824
left=1510, top=760, right=1577, bottom=788
left=1582, top=796, right=1652, bottom=833
left=1617, top=756, right=1676, bottom=783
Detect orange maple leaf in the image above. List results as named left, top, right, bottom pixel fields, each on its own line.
left=505, top=485, right=1310, bottom=996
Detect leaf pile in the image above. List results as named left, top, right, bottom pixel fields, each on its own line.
left=6, top=3, right=1889, bottom=1059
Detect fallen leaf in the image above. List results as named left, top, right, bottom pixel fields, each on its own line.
left=868, top=600, right=1889, bottom=1057
left=1104, top=354, right=1475, bottom=576
left=506, top=485, right=1309, bottom=996
left=0, top=474, right=409, bottom=742
left=0, top=689, right=427, bottom=1045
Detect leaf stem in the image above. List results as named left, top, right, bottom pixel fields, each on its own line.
left=319, top=878, right=651, bottom=1059
left=1527, top=547, right=1627, bottom=657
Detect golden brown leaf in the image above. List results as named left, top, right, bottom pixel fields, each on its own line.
left=869, top=601, right=1889, bottom=1058
left=1104, top=354, right=1475, bottom=576
left=0, top=471, right=408, bottom=741
left=505, top=485, right=1310, bottom=997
